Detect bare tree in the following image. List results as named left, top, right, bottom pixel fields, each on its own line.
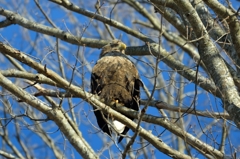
left=0, top=0, right=239, bottom=158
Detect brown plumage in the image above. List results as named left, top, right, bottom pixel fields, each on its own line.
left=91, top=40, right=142, bottom=143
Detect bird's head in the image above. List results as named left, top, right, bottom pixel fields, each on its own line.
left=100, top=40, right=126, bottom=57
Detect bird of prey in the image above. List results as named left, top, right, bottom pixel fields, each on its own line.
left=91, top=40, right=142, bottom=143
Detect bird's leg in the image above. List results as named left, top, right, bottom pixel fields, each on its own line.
left=114, top=99, right=118, bottom=107
left=109, top=99, right=118, bottom=108
left=99, top=98, right=105, bottom=103
left=109, top=99, right=119, bottom=125
left=113, top=99, right=124, bottom=108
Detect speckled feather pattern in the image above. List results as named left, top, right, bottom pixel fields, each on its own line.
left=91, top=41, right=141, bottom=143
left=92, top=55, right=138, bottom=105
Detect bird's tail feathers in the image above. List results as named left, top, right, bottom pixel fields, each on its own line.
left=113, top=120, right=125, bottom=133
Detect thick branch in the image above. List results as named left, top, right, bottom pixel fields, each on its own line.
left=0, top=42, right=190, bottom=159
left=0, top=75, right=98, bottom=159
left=174, top=0, right=240, bottom=128
left=203, top=0, right=240, bottom=61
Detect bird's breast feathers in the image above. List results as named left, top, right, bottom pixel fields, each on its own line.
left=93, top=55, right=138, bottom=76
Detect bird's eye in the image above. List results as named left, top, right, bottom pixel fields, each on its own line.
left=111, top=44, right=118, bottom=47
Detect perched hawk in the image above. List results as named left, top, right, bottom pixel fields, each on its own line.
left=91, top=40, right=142, bottom=143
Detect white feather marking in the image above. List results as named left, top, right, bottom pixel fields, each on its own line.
left=113, top=120, right=125, bottom=133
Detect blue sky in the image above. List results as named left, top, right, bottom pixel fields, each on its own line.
left=0, top=0, right=240, bottom=158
